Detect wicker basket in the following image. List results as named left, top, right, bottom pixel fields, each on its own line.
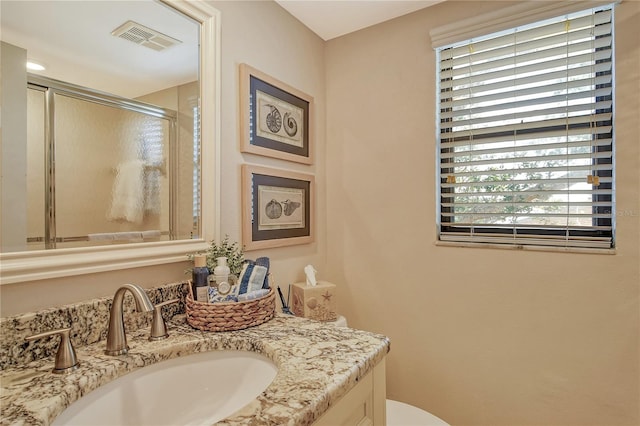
left=185, top=287, right=276, bottom=332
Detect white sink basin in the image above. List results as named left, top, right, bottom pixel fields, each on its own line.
left=52, top=351, right=278, bottom=426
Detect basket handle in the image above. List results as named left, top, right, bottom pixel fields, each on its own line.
left=187, top=279, right=194, bottom=300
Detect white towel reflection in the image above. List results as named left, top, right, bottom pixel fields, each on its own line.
left=108, top=160, right=145, bottom=223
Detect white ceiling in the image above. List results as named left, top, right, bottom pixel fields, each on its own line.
left=275, top=0, right=444, bottom=41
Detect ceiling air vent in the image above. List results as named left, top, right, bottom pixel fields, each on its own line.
left=111, top=20, right=182, bottom=51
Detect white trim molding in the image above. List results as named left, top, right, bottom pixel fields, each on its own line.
left=430, top=0, right=620, bottom=48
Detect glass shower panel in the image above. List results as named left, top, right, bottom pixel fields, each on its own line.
left=53, top=94, right=170, bottom=248
left=26, top=87, right=46, bottom=250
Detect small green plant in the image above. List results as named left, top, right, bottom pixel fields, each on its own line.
left=187, top=235, right=245, bottom=276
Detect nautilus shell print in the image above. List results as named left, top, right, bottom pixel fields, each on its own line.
left=264, top=104, right=282, bottom=133
left=283, top=113, right=298, bottom=137
left=256, top=90, right=304, bottom=148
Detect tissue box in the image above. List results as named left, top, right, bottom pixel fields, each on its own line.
left=291, top=281, right=337, bottom=322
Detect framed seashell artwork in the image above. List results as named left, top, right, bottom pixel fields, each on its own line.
left=239, top=63, right=314, bottom=165
left=241, top=164, right=314, bottom=250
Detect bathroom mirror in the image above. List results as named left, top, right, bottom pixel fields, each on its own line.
left=0, top=0, right=220, bottom=284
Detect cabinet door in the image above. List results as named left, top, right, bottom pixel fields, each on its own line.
left=314, top=359, right=386, bottom=426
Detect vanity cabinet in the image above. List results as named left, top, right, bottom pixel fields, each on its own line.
left=314, top=358, right=386, bottom=426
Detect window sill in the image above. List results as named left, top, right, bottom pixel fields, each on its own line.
left=434, top=240, right=616, bottom=255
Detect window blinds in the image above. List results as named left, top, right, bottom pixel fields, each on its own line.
left=437, top=5, right=614, bottom=249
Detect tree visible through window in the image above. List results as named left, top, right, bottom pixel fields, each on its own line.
left=436, top=4, right=614, bottom=249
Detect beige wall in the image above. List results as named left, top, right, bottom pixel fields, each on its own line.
left=0, top=0, right=327, bottom=315
left=325, top=1, right=639, bottom=425
left=212, top=0, right=327, bottom=296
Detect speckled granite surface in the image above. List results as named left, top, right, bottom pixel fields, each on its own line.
left=0, top=313, right=389, bottom=425
left=0, top=282, right=187, bottom=370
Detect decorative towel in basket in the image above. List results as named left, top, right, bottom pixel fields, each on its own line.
left=186, top=286, right=276, bottom=332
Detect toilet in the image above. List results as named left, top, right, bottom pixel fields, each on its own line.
left=386, top=400, right=449, bottom=426
left=332, top=316, right=450, bottom=426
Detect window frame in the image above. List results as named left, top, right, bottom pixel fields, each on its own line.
left=434, top=3, right=616, bottom=252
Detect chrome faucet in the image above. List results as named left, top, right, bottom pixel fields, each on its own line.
left=105, top=283, right=154, bottom=356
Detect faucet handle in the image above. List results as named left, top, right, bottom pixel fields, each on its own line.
left=149, top=299, right=180, bottom=341
left=26, top=328, right=79, bottom=374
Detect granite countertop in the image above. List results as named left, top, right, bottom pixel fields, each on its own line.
left=0, top=314, right=390, bottom=426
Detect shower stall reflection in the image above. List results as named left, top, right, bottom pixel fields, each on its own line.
left=26, top=76, right=199, bottom=250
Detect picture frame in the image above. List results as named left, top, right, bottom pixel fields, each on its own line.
left=239, top=63, right=314, bottom=164
left=242, top=164, right=314, bottom=250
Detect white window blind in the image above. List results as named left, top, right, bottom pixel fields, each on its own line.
left=436, top=5, right=614, bottom=249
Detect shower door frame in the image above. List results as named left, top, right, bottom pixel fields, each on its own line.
left=27, top=74, right=178, bottom=249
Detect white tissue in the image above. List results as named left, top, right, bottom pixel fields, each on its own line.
left=304, top=264, right=318, bottom=286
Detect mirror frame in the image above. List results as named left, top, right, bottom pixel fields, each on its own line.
left=0, top=0, right=221, bottom=285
